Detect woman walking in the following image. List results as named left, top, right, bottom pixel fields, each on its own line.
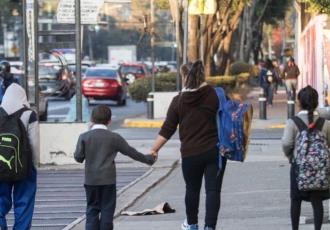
left=282, top=86, right=330, bottom=230
left=150, top=60, right=226, bottom=230
left=259, top=59, right=275, bottom=106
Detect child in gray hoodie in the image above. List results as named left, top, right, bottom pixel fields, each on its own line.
left=74, top=105, right=155, bottom=230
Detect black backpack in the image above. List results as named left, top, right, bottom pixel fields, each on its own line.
left=0, top=107, right=32, bottom=181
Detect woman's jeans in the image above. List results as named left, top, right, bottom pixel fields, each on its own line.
left=0, top=167, right=37, bottom=230
left=262, top=84, right=274, bottom=105
left=182, top=148, right=227, bottom=228
left=285, top=79, right=297, bottom=100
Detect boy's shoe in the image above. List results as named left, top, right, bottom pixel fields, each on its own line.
left=204, top=227, right=215, bottom=230
left=181, top=220, right=198, bottom=230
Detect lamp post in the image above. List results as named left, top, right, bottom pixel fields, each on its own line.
left=75, top=0, right=82, bottom=122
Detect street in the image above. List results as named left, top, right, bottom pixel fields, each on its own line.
left=47, top=97, right=146, bottom=128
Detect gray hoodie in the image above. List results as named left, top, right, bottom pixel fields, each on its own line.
left=0, top=83, right=40, bottom=167
left=282, top=111, right=330, bottom=162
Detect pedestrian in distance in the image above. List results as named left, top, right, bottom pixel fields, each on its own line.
left=283, top=57, right=300, bottom=100
left=0, top=61, right=16, bottom=91
left=272, top=59, right=282, bottom=94
left=0, top=83, right=39, bottom=230
left=259, top=59, right=275, bottom=106
left=150, top=60, right=227, bottom=230
left=74, top=105, right=155, bottom=230
left=0, top=61, right=16, bottom=104
left=282, top=86, right=330, bottom=230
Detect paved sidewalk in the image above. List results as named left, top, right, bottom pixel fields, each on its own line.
left=114, top=89, right=330, bottom=230
left=115, top=140, right=330, bottom=230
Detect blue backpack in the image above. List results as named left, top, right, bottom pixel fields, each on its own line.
left=215, top=87, right=253, bottom=168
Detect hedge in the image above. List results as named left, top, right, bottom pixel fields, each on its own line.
left=129, top=72, right=251, bottom=102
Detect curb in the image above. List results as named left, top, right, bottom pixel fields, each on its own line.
left=65, top=160, right=179, bottom=230
left=114, top=160, right=179, bottom=218
left=269, top=124, right=285, bottom=129
left=123, top=119, right=164, bottom=128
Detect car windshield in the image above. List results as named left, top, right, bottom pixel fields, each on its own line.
left=120, top=66, right=144, bottom=74
left=85, top=69, right=117, bottom=78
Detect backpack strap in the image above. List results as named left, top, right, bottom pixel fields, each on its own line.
left=214, top=87, right=226, bottom=111
left=291, top=116, right=308, bottom=132
left=314, top=118, right=325, bottom=131
left=9, top=107, right=30, bottom=119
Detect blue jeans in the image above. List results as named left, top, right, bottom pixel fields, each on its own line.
left=0, top=167, right=37, bottom=230
left=262, top=84, right=274, bottom=105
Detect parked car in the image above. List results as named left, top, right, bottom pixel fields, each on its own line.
left=82, top=67, right=127, bottom=106
left=118, top=63, right=150, bottom=84
left=38, top=52, right=75, bottom=100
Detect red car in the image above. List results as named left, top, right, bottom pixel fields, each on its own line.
left=119, top=63, right=150, bottom=84
left=82, top=67, right=127, bottom=105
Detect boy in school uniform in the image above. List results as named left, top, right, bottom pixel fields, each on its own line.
left=74, top=105, right=155, bottom=230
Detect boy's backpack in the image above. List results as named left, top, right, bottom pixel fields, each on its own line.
left=215, top=87, right=253, bottom=165
left=292, top=116, right=330, bottom=191
left=0, top=107, right=32, bottom=181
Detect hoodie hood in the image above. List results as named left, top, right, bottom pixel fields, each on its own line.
left=1, top=83, right=30, bottom=115
left=181, top=84, right=212, bottom=106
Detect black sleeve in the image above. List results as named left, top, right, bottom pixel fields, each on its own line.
left=159, top=96, right=179, bottom=140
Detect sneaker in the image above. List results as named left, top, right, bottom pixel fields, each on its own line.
left=181, top=220, right=198, bottom=230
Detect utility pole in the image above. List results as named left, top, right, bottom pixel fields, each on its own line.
left=33, top=0, right=39, bottom=112
left=22, top=0, right=28, bottom=91
left=150, top=0, right=155, bottom=93
left=75, top=0, right=82, bottom=122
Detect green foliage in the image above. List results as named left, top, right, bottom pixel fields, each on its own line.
left=300, top=0, right=330, bottom=14
left=129, top=73, right=177, bottom=102
left=229, top=61, right=252, bottom=75
left=262, top=0, right=293, bottom=25
left=129, top=73, right=251, bottom=102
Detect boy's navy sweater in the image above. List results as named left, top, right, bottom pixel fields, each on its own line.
left=74, top=127, right=153, bottom=185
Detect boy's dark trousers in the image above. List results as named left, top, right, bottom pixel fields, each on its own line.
left=84, top=184, right=116, bottom=230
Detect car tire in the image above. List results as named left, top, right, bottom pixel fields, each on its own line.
left=117, top=98, right=126, bottom=106
left=122, top=99, right=127, bottom=106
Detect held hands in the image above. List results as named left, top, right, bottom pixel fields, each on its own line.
left=144, top=149, right=158, bottom=166
left=150, top=149, right=158, bottom=161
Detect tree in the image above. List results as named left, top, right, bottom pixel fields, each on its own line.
left=300, top=0, right=330, bottom=14
left=182, top=0, right=250, bottom=76
left=236, top=0, right=292, bottom=64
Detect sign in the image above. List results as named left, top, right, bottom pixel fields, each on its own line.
left=26, top=0, right=35, bottom=62
left=188, top=0, right=216, bottom=15
left=56, top=0, right=104, bottom=24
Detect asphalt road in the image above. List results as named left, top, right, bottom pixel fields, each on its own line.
left=47, top=97, right=146, bottom=129
left=7, top=168, right=149, bottom=230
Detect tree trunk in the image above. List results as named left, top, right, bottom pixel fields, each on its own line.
left=217, top=31, right=233, bottom=75
left=188, top=15, right=199, bottom=62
